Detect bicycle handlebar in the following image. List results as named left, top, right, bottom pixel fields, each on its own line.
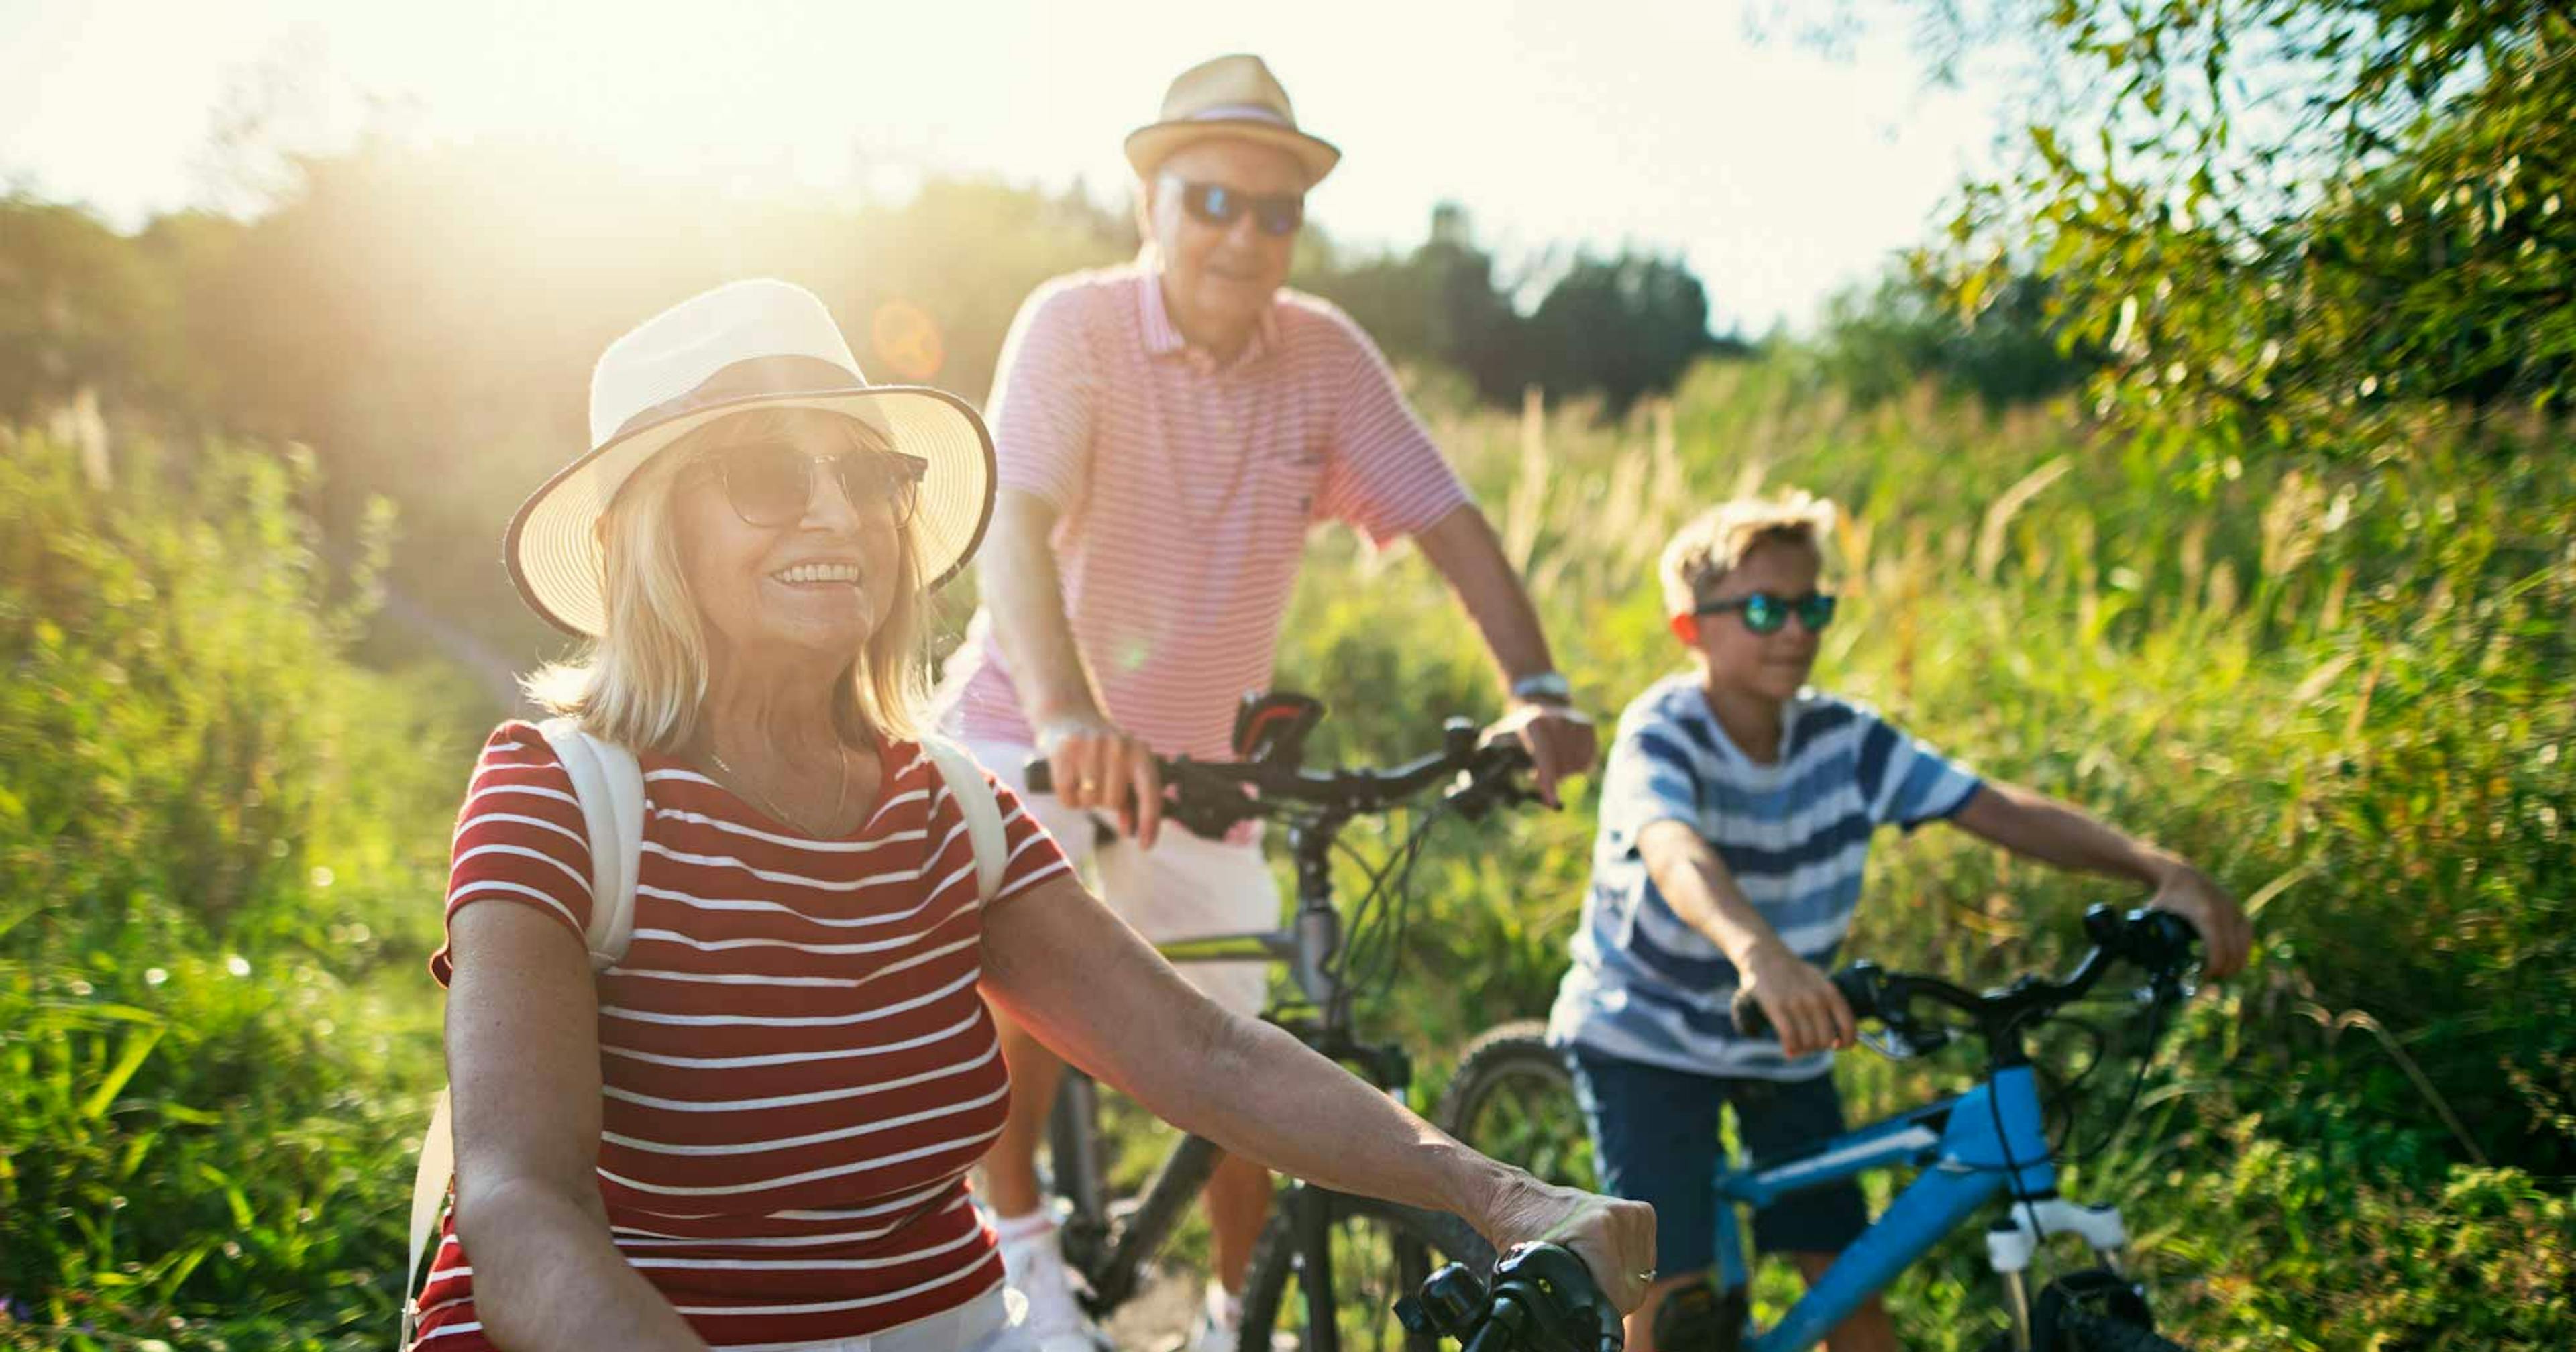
left=1729, top=905, right=2198, bottom=1052
left=1023, top=716, right=1537, bottom=840
left=1399, top=1243, right=1623, bottom=1352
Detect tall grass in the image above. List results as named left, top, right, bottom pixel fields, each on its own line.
left=1, top=429, right=476, bottom=1350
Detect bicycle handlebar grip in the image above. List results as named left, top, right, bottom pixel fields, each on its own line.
left=1730, top=966, right=1878, bottom=1041
left=1022, top=760, right=1053, bottom=795
left=1728, top=984, right=1772, bottom=1039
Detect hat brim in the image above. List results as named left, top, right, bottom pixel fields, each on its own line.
left=505, top=386, right=996, bottom=639
left=1124, top=120, right=1341, bottom=186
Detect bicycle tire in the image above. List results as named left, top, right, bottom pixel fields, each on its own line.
left=1238, top=1188, right=1497, bottom=1352
left=1434, top=1021, right=1597, bottom=1192
left=2057, top=1308, right=2189, bottom=1351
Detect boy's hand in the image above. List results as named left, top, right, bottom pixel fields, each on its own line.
left=1737, top=942, right=1856, bottom=1058
left=2149, top=862, right=2252, bottom=978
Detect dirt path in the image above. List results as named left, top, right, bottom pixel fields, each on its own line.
left=1102, top=1260, right=1203, bottom=1351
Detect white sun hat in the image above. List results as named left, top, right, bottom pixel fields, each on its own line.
left=504, top=279, right=995, bottom=638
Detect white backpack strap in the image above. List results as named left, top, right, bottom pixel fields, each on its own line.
left=921, top=735, right=1007, bottom=903
left=401, top=1087, right=453, bottom=1347
left=538, top=716, right=646, bottom=970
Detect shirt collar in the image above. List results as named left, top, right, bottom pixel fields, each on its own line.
left=1136, top=261, right=1279, bottom=372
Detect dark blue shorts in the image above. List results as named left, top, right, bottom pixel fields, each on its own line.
left=1568, top=1045, right=1871, bottom=1276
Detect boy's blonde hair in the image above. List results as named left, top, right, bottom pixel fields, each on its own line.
left=1659, top=490, right=1838, bottom=616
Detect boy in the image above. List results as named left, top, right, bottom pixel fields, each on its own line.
left=1548, top=492, right=2249, bottom=1352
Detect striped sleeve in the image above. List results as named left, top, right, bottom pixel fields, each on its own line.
left=1597, top=709, right=1703, bottom=860
left=1851, top=710, right=1982, bottom=831
left=985, top=282, right=1097, bottom=516
left=428, top=721, right=595, bottom=984
left=1315, top=311, right=1471, bottom=546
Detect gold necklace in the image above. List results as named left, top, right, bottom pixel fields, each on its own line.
left=708, top=744, right=849, bottom=836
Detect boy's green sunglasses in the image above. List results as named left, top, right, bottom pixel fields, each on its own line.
left=1694, top=590, right=1838, bottom=634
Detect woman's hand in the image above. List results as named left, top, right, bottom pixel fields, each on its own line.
left=1471, top=1171, right=1659, bottom=1316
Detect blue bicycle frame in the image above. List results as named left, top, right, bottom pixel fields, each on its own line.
left=1715, top=1064, right=2063, bottom=1352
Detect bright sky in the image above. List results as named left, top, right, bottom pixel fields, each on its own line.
left=0, top=0, right=2000, bottom=331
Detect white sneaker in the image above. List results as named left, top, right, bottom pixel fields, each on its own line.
left=997, top=1214, right=1106, bottom=1352
left=1182, top=1283, right=1243, bottom=1352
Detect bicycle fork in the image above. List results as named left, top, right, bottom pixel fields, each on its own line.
left=1984, top=1198, right=2129, bottom=1351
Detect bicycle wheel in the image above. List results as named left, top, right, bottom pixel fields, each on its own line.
left=1434, top=1021, right=1597, bottom=1191
left=2055, top=1310, right=2188, bottom=1351
left=1238, top=1188, right=1496, bottom=1352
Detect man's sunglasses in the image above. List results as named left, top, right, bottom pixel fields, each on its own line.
left=1165, top=176, right=1305, bottom=237
left=1695, top=590, right=1838, bottom=634
left=696, top=441, right=928, bottom=529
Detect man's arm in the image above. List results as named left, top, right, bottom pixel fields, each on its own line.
left=1635, top=819, right=1856, bottom=1058
left=1411, top=504, right=1597, bottom=807
left=1949, top=783, right=2251, bottom=976
left=979, top=488, right=1165, bottom=846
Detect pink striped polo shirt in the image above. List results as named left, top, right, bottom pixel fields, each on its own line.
left=937, top=260, right=1471, bottom=760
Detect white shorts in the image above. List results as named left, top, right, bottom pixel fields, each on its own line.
left=967, top=738, right=1277, bottom=1018
left=777, top=1287, right=1025, bottom=1351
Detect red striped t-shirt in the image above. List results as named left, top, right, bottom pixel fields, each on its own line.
left=936, top=261, right=1472, bottom=760
left=415, top=722, right=1071, bottom=1350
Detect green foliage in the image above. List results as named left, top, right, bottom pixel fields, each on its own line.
left=1918, top=1, right=2576, bottom=466
left=0, top=428, right=472, bottom=1348
left=1810, top=265, right=2096, bottom=408
left=1302, top=207, right=1725, bottom=415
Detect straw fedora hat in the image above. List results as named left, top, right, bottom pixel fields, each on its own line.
left=505, top=279, right=995, bottom=638
left=1124, top=54, right=1340, bottom=186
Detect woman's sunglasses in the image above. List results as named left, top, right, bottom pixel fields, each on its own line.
left=1695, top=590, right=1838, bottom=634
left=1165, top=176, right=1305, bottom=237
left=698, top=441, right=928, bottom=529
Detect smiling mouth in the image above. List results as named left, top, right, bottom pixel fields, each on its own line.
left=769, top=562, right=863, bottom=587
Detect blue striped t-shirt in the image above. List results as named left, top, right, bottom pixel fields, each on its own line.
left=1547, top=675, right=1981, bottom=1079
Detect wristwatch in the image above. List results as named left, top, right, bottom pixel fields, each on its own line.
left=1509, top=671, right=1574, bottom=706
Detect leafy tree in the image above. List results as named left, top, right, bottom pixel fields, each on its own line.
left=1886, top=1, right=2575, bottom=466
left=1813, top=264, right=2096, bottom=406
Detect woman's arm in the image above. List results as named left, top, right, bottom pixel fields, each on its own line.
left=444, top=905, right=709, bottom=1352
left=1949, top=782, right=2252, bottom=976
left=979, top=877, right=1657, bottom=1312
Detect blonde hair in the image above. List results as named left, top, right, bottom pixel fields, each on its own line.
left=1659, top=490, right=1838, bottom=616
left=522, top=409, right=930, bottom=752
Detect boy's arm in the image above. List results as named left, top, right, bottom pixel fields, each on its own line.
left=1636, top=820, right=1857, bottom=1058
left=1949, top=783, right=2252, bottom=976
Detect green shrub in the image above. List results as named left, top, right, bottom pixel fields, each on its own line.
left=1, top=428, right=473, bottom=1349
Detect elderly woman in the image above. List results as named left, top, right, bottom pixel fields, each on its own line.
left=410, top=280, right=1652, bottom=1352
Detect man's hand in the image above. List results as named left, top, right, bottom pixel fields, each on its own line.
left=1489, top=699, right=1597, bottom=809
left=1038, top=717, right=1165, bottom=849
left=2147, top=861, right=2251, bottom=978
left=1737, top=941, right=1856, bottom=1058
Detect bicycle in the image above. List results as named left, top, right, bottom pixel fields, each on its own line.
left=1437, top=905, right=2205, bottom=1352
left=1020, top=691, right=1538, bottom=1352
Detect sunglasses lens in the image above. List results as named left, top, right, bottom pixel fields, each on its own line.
left=1799, top=594, right=1838, bottom=630
left=721, top=443, right=811, bottom=526
left=1185, top=183, right=1241, bottom=227
left=1256, top=199, right=1303, bottom=235
left=833, top=453, right=924, bottom=524
left=1740, top=594, right=1786, bottom=633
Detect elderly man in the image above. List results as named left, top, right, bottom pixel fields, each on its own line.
left=936, top=54, right=1597, bottom=1352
